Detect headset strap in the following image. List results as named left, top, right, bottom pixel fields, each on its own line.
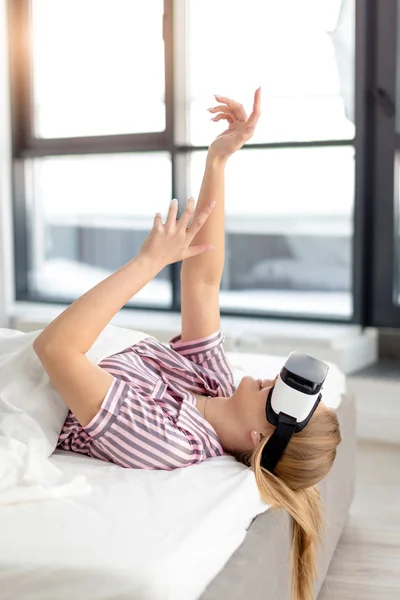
left=261, top=412, right=297, bottom=474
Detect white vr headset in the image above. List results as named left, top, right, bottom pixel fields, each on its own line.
left=261, top=352, right=329, bottom=474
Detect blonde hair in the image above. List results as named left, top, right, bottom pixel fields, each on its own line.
left=233, top=403, right=341, bottom=600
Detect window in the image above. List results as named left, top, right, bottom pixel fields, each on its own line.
left=187, top=0, right=354, bottom=144
left=190, top=147, right=354, bottom=317
left=29, top=153, right=172, bottom=306
left=10, top=0, right=171, bottom=309
left=10, top=0, right=400, bottom=327
left=31, top=0, right=165, bottom=137
left=186, top=0, right=355, bottom=319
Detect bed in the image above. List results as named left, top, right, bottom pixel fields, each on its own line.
left=0, top=351, right=356, bottom=600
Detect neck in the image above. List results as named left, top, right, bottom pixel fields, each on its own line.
left=197, top=395, right=248, bottom=453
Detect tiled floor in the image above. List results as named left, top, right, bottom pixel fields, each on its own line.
left=318, top=441, right=400, bottom=599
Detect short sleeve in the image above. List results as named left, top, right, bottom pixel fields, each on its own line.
left=83, top=377, right=129, bottom=438
left=169, top=330, right=235, bottom=396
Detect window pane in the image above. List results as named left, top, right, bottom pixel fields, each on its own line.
left=189, top=148, right=354, bottom=318
left=29, top=153, right=172, bottom=306
left=187, top=0, right=355, bottom=144
left=31, top=0, right=165, bottom=138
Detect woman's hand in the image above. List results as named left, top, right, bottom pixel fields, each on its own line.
left=258, top=376, right=279, bottom=390
left=207, top=88, right=261, bottom=160
left=138, top=197, right=216, bottom=270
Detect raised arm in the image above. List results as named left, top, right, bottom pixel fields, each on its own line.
left=33, top=202, right=215, bottom=426
left=180, top=88, right=261, bottom=342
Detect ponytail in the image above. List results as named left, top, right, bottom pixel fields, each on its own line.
left=233, top=403, right=340, bottom=600
left=252, top=449, right=323, bottom=600
left=290, top=487, right=323, bottom=600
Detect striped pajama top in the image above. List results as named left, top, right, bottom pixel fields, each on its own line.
left=57, top=330, right=236, bottom=470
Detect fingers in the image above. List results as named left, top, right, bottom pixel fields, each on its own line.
left=154, top=197, right=215, bottom=250
left=165, top=198, right=178, bottom=229
left=208, top=105, right=235, bottom=115
left=153, top=212, right=163, bottom=229
left=208, top=105, right=235, bottom=124
left=178, top=196, right=196, bottom=230
left=214, top=95, right=247, bottom=121
left=186, top=200, right=216, bottom=241
left=211, top=89, right=261, bottom=135
left=211, top=113, right=234, bottom=124
left=260, top=378, right=275, bottom=389
left=247, top=87, right=261, bottom=129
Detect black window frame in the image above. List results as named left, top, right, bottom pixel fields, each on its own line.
left=8, top=0, right=393, bottom=327
left=369, top=0, right=400, bottom=327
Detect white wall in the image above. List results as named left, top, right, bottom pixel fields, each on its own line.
left=0, top=0, right=15, bottom=327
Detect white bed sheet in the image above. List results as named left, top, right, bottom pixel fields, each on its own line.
left=0, top=453, right=267, bottom=600
left=0, top=353, right=345, bottom=600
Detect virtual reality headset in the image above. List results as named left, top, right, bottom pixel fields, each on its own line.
left=261, top=352, right=329, bottom=474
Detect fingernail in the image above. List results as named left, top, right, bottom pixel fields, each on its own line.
left=188, top=196, right=195, bottom=201
left=171, top=198, right=178, bottom=203
left=209, top=201, right=216, bottom=207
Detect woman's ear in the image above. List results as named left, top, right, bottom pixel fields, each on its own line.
left=251, top=430, right=264, bottom=447
left=253, top=426, right=274, bottom=448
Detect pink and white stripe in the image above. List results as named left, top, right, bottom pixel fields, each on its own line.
left=57, top=330, right=236, bottom=470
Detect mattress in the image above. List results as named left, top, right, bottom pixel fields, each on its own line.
left=0, top=352, right=352, bottom=600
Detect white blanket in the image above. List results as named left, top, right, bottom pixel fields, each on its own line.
left=0, top=326, right=153, bottom=505
left=0, top=451, right=269, bottom=600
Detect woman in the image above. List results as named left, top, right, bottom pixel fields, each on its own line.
left=34, top=89, right=341, bottom=600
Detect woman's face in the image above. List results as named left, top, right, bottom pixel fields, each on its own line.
left=230, top=375, right=277, bottom=447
